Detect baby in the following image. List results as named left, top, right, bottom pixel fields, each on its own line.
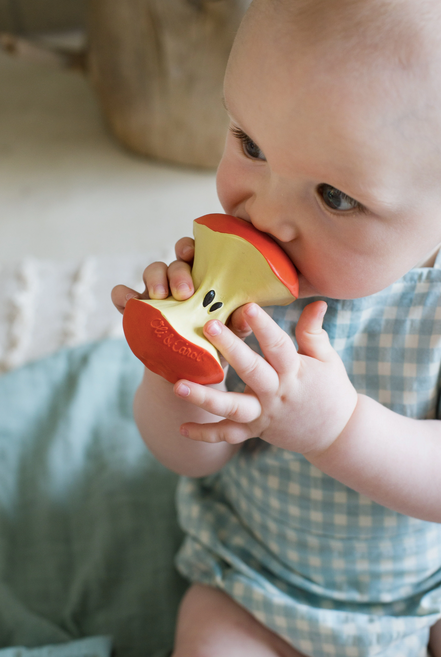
left=112, top=0, right=441, bottom=654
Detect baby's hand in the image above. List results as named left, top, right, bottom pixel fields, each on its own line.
left=174, top=301, right=358, bottom=456
left=111, top=236, right=253, bottom=342
left=111, top=237, right=195, bottom=314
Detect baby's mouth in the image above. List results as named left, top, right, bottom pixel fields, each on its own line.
left=231, top=214, right=305, bottom=292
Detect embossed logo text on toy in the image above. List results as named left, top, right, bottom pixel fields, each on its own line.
left=151, top=319, right=205, bottom=361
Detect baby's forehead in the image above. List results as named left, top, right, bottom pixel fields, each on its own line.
left=242, top=0, right=441, bottom=126
left=229, top=0, right=441, bottom=189
left=255, top=0, right=441, bottom=69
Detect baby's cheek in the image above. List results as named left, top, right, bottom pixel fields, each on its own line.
left=216, top=151, right=246, bottom=215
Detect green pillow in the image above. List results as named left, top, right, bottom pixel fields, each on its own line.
left=0, top=340, right=187, bottom=656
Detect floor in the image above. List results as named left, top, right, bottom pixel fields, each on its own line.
left=0, top=46, right=222, bottom=266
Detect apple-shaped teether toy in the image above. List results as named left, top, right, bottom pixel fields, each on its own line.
left=123, top=214, right=298, bottom=384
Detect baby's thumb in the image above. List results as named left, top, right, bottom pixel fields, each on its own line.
left=295, top=301, right=334, bottom=362
left=227, top=305, right=253, bottom=340
left=111, top=285, right=139, bottom=314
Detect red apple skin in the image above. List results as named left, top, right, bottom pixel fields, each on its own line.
left=195, top=214, right=299, bottom=299
left=123, top=297, right=224, bottom=385
left=122, top=215, right=298, bottom=384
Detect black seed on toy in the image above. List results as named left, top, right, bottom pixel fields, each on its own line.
left=203, top=290, right=216, bottom=307
left=209, top=302, right=223, bottom=313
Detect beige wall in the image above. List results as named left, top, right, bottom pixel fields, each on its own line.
left=0, top=0, right=85, bottom=33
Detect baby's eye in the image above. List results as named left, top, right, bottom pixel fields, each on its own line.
left=230, top=126, right=266, bottom=161
left=318, top=184, right=363, bottom=212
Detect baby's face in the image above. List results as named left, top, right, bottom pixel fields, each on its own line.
left=216, top=0, right=441, bottom=299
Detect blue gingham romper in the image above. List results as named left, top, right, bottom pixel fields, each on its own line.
left=175, top=257, right=441, bottom=657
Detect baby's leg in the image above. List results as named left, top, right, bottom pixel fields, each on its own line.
left=172, top=583, right=306, bottom=657
left=430, top=619, right=441, bottom=657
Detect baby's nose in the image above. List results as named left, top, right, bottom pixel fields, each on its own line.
left=249, top=212, right=297, bottom=244
left=244, top=196, right=297, bottom=243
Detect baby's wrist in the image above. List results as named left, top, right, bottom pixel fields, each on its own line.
left=303, top=391, right=360, bottom=464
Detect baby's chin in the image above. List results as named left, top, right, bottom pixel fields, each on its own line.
left=296, top=275, right=362, bottom=301
left=295, top=274, right=324, bottom=300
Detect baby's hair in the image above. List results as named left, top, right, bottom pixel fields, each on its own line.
left=237, top=0, right=441, bottom=185
left=263, top=0, right=441, bottom=71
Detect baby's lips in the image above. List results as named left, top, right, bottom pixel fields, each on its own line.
left=123, top=298, right=224, bottom=385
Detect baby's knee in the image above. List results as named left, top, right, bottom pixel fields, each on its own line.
left=430, top=619, right=441, bottom=657
left=173, top=584, right=242, bottom=657
left=171, top=650, right=197, bottom=657
left=173, top=583, right=303, bottom=657
left=172, top=584, right=213, bottom=657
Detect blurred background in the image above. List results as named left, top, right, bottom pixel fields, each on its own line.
left=0, top=0, right=239, bottom=265
left=0, top=0, right=86, bottom=34
left=0, top=0, right=249, bottom=368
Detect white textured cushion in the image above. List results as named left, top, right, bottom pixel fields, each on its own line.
left=0, top=250, right=174, bottom=372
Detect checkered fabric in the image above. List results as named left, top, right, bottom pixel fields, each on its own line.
left=176, top=258, right=441, bottom=656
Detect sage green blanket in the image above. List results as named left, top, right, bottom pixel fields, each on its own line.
left=0, top=339, right=187, bottom=656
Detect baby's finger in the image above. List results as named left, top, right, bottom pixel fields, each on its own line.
left=203, top=318, right=279, bottom=394
left=295, top=301, right=335, bottom=362
left=180, top=418, right=254, bottom=444
left=143, top=261, right=170, bottom=300
left=175, top=237, right=195, bottom=263
left=174, top=380, right=261, bottom=423
left=168, top=259, right=194, bottom=300
left=111, top=284, right=139, bottom=314
left=227, top=305, right=253, bottom=340
left=241, top=304, right=299, bottom=376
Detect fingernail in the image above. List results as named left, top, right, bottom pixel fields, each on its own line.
left=176, top=283, right=192, bottom=297
left=180, top=427, right=189, bottom=437
left=182, top=245, right=194, bottom=257
left=245, top=303, right=258, bottom=318
left=206, top=320, right=222, bottom=337
left=176, top=383, right=191, bottom=397
left=153, top=285, right=167, bottom=298
left=125, top=292, right=137, bottom=301
left=318, top=302, right=327, bottom=318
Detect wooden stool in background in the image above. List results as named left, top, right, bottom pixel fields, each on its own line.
left=87, top=0, right=250, bottom=168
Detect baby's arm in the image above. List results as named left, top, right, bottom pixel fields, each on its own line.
left=132, top=368, right=239, bottom=476
left=309, top=385, right=441, bottom=522
left=112, top=238, right=240, bottom=477
left=174, top=301, right=441, bottom=522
